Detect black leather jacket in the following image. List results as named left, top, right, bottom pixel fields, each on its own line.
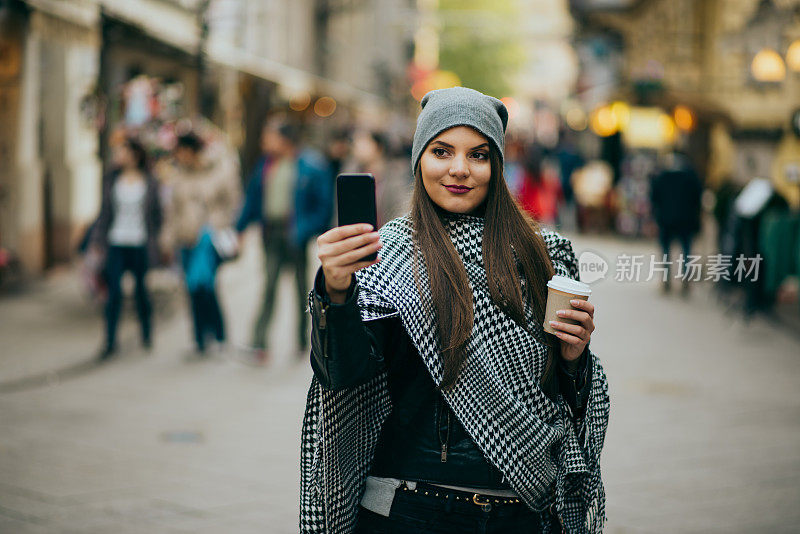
left=309, top=268, right=592, bottom=490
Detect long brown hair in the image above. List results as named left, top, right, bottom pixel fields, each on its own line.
left=411, top=144, right=559, bottom=396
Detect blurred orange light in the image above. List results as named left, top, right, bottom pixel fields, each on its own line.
left=751, top=48, right=786, bottom=82
left=610, top=101, right=630, bottom=129
left=289, top=92, right=311, bottom=111
left=590, top=105, right=618, bottom=137
left=660, top=113, right=677, bottom=144
left=411, top=80, right=430, bottom=101
left=314, top=96, right=336, bottom=117
left=673, top=105, right=695, bottom=132
left=787, top=40, right=800, bottom=72
left=410, top=70, right=461, bottom=101
left=500, top=97, right=520, bottom=120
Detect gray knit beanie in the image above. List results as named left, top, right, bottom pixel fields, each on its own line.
left=411, top=86, right=509, bottom=173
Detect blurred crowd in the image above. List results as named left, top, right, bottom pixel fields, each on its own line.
left=73, top=95, right=798, bottom=363
left=76, top=111, right=421, bottom=363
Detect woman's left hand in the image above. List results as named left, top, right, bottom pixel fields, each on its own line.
left=549, top=299, right=595, bottom=362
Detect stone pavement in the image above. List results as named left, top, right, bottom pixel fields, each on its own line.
left=1, top=230, right=799, bottom=533
left=0, top=265, right=183, bottom=389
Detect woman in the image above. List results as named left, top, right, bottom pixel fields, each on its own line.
left=301, top=87, right=610, bottom=533
left=160, top=132, right=239, bottom=354
left=92, top=138, right=162, bottom=360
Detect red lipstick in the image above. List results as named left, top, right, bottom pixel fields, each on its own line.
left=443, top=184, right=472, bottom=194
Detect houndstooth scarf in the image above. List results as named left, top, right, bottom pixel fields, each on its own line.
left=300, top=213, right=610, bottom=533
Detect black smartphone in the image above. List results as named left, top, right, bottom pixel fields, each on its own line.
left=337, top=173, right=378, bottom=261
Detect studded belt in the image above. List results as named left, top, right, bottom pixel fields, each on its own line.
left=400, top=481, right=523, bottom=512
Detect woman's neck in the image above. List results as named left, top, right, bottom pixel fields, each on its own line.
left=436, top=202, right=487, bottom=221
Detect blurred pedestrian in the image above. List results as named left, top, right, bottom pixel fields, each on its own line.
left=555, top=129, right=583, bottom=208
left=301, top=87, right=609, bottom=533
left=160, top=132, right=239, bottom=354
left=326, top=127, right=351, bottom=181
left=236, top=120, right=333, bottom=364
left=555, top=130, right=584, bottom=232
left=503, top=136, right=525, bottom=197
left=650, top=149, right=703, bottom=295
left=711, top=176, right=742, bottom=254
left=349, top=129, right=408, bottom=225
left=517, top=146, right=563, bottom=227
left=91, top=138, right=162, bottom=361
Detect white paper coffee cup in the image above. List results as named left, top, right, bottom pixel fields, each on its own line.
left=543, top=275, right=591, bottom=335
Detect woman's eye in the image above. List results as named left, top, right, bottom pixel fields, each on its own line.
left=432, top=148, right=449, bottom=157
left=472, top=152, right=488, bottom=160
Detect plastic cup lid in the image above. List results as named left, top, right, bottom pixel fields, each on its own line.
left=547, top=275, right=591, bottom=296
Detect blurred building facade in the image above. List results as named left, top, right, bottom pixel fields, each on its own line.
left=571, top=0, right=800, bottom=206
left=0, top=0, right=102, bottom=271
left=0, top=0, right=415, bottom=277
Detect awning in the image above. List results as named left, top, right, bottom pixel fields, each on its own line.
left=206, top=40, right=384, bottom=106
left=23, top=0, right=99, bottom=28
left=99, top=0, right=201, bottom=55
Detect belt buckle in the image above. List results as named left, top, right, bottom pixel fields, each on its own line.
left=472, top=493, right=493, bottom=512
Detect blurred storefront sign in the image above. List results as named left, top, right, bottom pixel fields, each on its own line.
left=622, top=107, right=676, bottom=150
left=590, top=101, right=680, bottom=150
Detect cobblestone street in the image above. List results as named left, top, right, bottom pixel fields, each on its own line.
left=1, top=231, right=799, bottom=533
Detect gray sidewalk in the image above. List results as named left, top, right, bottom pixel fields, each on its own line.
left=0, top=232, right=799, bottom=533
left=0, top=264, right=182, bottom=389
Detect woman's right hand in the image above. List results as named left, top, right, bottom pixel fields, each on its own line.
left=317, top=223, right=381, bottom=304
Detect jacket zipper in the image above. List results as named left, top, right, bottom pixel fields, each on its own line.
left=437, top=398, right=450, bottom=462
left=319, top=301, right=329, bottom=358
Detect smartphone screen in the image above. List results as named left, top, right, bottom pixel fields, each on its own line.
left=336, top=173, right=378, bottom=261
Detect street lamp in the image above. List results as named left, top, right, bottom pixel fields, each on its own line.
left=787, top=40, right=800, bottom=72
left=738, top=0, right=792, bottom=83
left=751, top=48, right=787, bottom=82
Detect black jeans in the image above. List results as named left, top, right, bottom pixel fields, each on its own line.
left=658, top=226, right=693, bottom=283
left=180, top=249, right=225, bottom=352
left=104, top=245, right=151, bottom=351
left=251, top=222, right=308, bottom=350
left=187, top=287, right=225, bottom=352
left=354, top=489, right=546, bottom=534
